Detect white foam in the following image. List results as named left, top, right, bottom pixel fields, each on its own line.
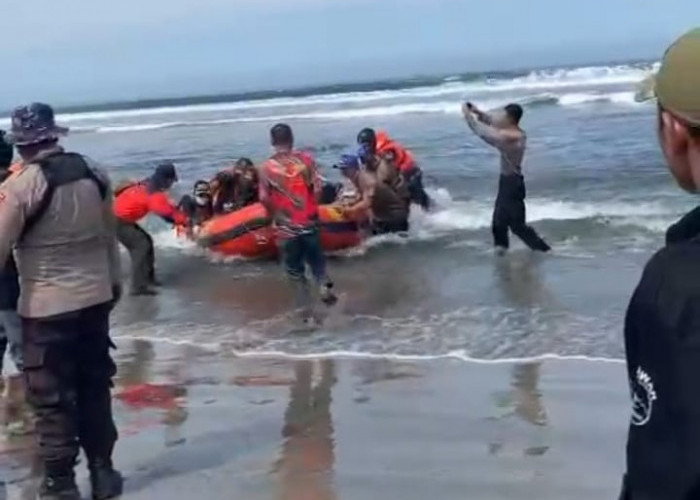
left=0, top=63, right=655, bottom=131
left=151, top=196, right=675, bottom=259
left=50, top=90, right=648, bottom=135
left=558, top=91, right=637, bottom=106
left=409, top=197, right=674, bottom=236
left=110, top=334, right=625, bottom=364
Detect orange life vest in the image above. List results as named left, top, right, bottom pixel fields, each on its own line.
left=114, top=183, right=187, bottom=225
left=376, top=131, right=416, bottom=173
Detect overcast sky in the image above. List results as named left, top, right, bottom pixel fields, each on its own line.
left=1, top=0, right=695, bottom=107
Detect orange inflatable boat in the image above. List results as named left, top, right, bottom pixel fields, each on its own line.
left=180, top=202, right=365, bottom=258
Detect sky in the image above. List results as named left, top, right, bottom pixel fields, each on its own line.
left=1, top=0, right=696, bottom=107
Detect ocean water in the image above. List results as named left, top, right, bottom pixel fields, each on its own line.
left=9, top=61, right=690, bottom=361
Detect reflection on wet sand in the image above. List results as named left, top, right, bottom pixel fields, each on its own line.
left=511, top=363, right=548, bottom=428
left=489, top=361, right=550, bottom=457
left=0, top=375, right=40, bottom=500
left=493, top=253, right=554, bottom=309
left=114, top=340, right=189, bottom=448
left=273, top=360, right=337, bottom=500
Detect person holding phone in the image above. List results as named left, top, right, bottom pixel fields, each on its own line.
left=462, top=101, right=550, bottom=253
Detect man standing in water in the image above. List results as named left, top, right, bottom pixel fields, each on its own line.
left=0, top=103, right=123, bottom=500
left=462, top=102, right=550, bottom=253
left=621, top=28, right=700, bottom=500
left=259, top=123, right=338, bottom=325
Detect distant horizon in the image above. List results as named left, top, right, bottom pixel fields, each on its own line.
left=0, top=55, right=657, bottom=117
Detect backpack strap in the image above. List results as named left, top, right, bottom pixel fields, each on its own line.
left=20, top=153, right=107, bottom=241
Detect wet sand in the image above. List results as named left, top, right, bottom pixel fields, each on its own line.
left=0, top=340, right=629, bottom=500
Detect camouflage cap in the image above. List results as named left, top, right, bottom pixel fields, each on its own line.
left=636, top=28, right=700, bottom=126
left=7, top=103, right=68, bottom=146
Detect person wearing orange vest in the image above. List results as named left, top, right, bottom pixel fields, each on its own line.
left=113, top=163, right=187, bottom=296
left=358, top=128, right=432, bottom=210
left=259, top=123, right=338, bottom=325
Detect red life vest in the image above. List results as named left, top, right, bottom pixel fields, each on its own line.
left=376, top=131, right=416, bottom=173
left=261, top=151, right=319, bottom=229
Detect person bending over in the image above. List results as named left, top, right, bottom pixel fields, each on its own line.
left=113, top=163, right=187, bottom=295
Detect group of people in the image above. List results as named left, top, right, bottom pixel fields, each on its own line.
left=0, top=79, right=563, bottom=500
left=107, top=123, right=435, bottom=297
left=0, top=26, right=698, bottom=500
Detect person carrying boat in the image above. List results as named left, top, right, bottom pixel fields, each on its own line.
left=335, top=151, right=410, bottom=234
left=113, top=163, right=187, bottom=296
left=259, top=123, right=338, bottom=323
left=357, top=127, right=432, bottom=210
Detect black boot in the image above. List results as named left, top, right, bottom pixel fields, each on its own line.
left=38, top=474, right=81, bottom=500
left=90, top=459, right=123, bottom=500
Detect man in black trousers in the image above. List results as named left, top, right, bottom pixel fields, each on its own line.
left=463, top=102, right=550, bottom=254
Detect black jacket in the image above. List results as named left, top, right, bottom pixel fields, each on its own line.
left=0, top=168, right=19, bottom=311
left=622, top=207, right=700, bottom=500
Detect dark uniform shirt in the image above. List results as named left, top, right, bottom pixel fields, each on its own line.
left=622, top=206, right=700, bottom=500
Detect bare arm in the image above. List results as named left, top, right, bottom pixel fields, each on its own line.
left=463, top=108, right=520, bottom=149
left=473, top=107, right=493, bottom=125
left=344, top=175, right=374, bottom=218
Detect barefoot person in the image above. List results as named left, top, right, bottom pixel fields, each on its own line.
left=621, top=28, right=700, bottom=500
left=462, top=102, right=550, bottom=253
left=0, top=103, right=122, bottom=500
left=259, top=124, right=338, bottom=323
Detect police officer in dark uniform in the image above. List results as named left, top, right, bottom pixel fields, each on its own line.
left=0, top=104, right=123, bottom=500
left=621, top=29, right=700, bottom=500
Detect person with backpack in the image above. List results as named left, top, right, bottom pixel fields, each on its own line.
left=113, top=163, right=187, bottom=296
left=0, top=103, right=123, bottom=500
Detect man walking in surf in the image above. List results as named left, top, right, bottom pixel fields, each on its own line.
left=462, top=102, right=551, bottom=253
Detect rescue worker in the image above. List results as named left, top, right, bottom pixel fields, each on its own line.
left=0, top=103, right=122, bottom=500
left=113, top=163, right=187, bottom=296
left=178, top=180, right=214, bottom=228
left=357, top=128, right=431, bottom=210
left=462, top=101, right=551, bottom=254
left=335, top=151, right=410, bottom=234
left=620, top=28, right=700, bottom=500
left=259, top=123, right=337, bottom=323
left=0, top=131, right=22, bottom=374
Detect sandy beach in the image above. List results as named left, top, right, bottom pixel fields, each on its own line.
left=1, top=340, right=629, bottom=500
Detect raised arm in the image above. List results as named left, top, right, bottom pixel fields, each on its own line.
left=462, top=104, right=519, bottom=149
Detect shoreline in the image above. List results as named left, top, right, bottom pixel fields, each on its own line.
left=1, top=343, right=630, bottom=499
